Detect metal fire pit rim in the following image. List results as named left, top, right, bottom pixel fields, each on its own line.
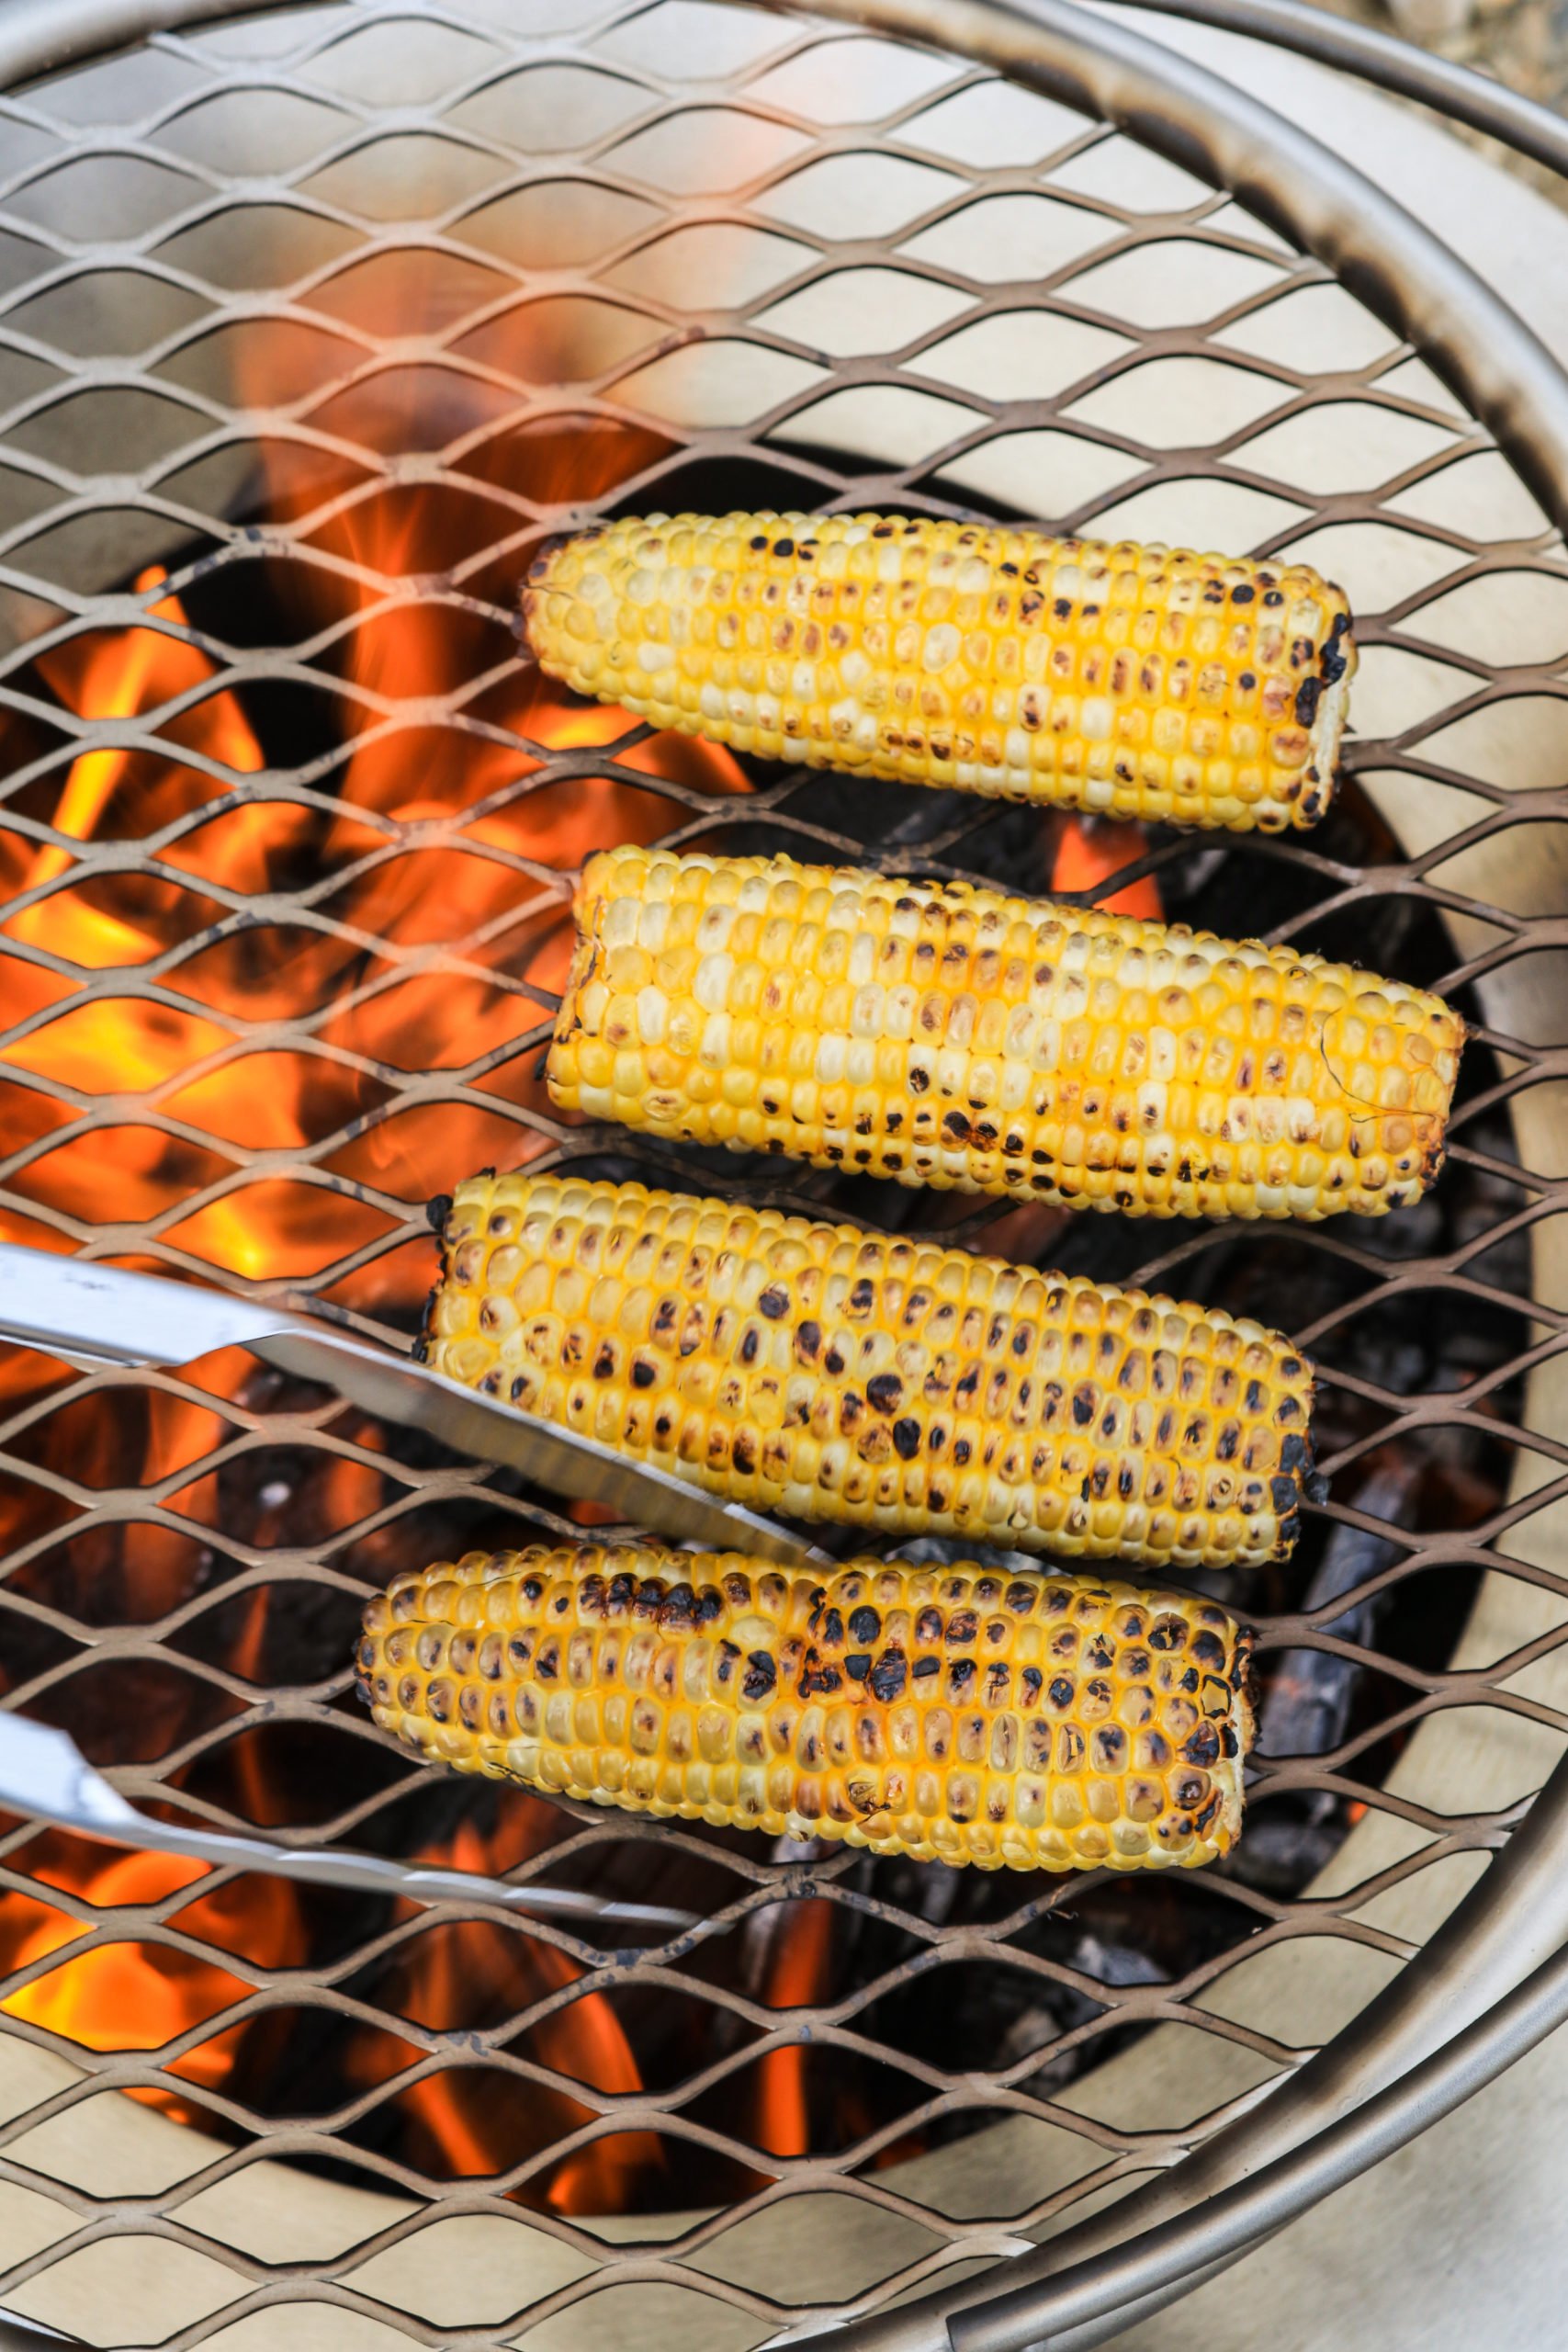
left=6, top=0, right=1568, bottom=181
left=1, top=4, right=1566, bottom=2350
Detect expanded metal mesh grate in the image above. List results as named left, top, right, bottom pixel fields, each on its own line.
left=0, top=1, right=1565, bottom=2346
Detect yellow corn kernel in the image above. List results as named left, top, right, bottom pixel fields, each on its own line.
left=550, top=845, right=1463, bottom=1220
left=359, top=1544, right=1255, bottom=1872
left=522, top=511, right=1356, bottom=832
left=420, top=1171, right=1315, bottom=1569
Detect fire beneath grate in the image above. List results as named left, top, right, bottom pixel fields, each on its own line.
left=0, top=2, right=1562, bottom=2341
left=0, top=308, right=1528, bottom=2221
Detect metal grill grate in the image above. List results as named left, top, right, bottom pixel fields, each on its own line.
left=0, top=2, right=1565, bottom=2346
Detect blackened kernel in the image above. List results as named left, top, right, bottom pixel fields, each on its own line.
left=866, top=1372, right=903, bottom=1414
left=1185, top=1722, right=1223, bottom=1766
left=869, top=1649, right=908, bottom=1702
left=849, top=1606, right=882, bottom=1644
left=742, top=1653, right=777, bottom=1702
left=758, top=1284, right=789, bottom=1319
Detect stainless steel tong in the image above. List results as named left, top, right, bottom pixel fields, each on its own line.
left=0, top=1245, right=823, bottom=1566
left=0, top=1242, right=826, bottom=1932
left=0, top=1714, right=696, bottom=1934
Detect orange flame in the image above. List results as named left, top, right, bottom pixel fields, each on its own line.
left=0, top=1843, right=246, bottom=2123
left=1050, top=816, right=1162, bottom=921
left=14, top=567, right=267, bottom=942
left=346, top=1819, right=658, bottom=2211
left=0, top=247, right=766, bottom=2201
left=751, top=1899, right=836, bottom=2159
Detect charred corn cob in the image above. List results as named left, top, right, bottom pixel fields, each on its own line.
left=420, top=1172, right=1315, bottom=1568
left=549, top=846, right=1462, bottom=1220
left=359, top=1544, right=1255, bottom=1872
left=522, top=511, right=1356, bottom=832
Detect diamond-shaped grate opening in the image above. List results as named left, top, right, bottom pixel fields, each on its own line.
left=0, top=1, right=1565, bottom=2346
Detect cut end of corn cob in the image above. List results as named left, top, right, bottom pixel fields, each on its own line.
left=549, top=846, right=1462, bottom=1220
left=358, top=1544, right=1255, bottom=1872
left=418, top=1171, right=1316, bottom=1568
left=522, top=511, right=1356, bottom=832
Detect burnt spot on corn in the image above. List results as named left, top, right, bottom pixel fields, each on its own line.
left=742, top=1653, right=777, bottom=1702
left=869, top=1648, right=908, bottom=1702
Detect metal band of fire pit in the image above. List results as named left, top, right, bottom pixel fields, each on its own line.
left=0, top=4, right=1565, bottom=2350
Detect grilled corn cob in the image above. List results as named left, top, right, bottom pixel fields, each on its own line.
left=522, top=511, right=1356, bottom=832
left=419, top=1172, right=1315, bottom=1568
left=359, top=1544, right=1255, bottom=1872
left=549, top=846, right=1462, bottom=1220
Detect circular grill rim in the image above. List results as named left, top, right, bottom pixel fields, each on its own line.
left=0, top=3, right=1564, bottom=2348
